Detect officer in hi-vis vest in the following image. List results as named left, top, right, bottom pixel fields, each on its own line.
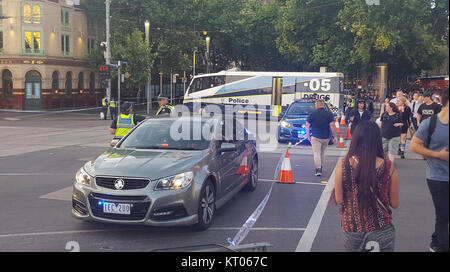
left=109, top=102, right=147, bottom=140
left=101, top=94, right=108, bottom=120
left=155, top=93, right=176, bottom=116
left=109, top=99, right=117, bottom=120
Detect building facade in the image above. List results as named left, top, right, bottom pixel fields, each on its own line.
left=0, top=0, right=104, bottom=110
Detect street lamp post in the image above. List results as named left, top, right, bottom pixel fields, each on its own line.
left=193, top=47, right=197, bottom=76
left=159, top=72, right=163, bottom=96
left=205, top=36, right=210, bottom=74
left=105, top=0, right=111, bottom=119
left=144, top=20, right=152, bottom=113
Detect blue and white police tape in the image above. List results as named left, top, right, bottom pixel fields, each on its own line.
left=227, top=146, right=290, bottom=247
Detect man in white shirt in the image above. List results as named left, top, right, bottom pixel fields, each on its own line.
left=411, top=92, right=423, bottom=131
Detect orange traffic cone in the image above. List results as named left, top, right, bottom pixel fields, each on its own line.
left=335, top=118, right=340, bottom=134
left=345, top=124, right=352, bottom=140
left=337, top=134, right=346, bottom=148
left=340, top=113, right=346, bottom=125
left=277, top=149, right=294, bottom=184
left=237, top=151, right=249, bottom=175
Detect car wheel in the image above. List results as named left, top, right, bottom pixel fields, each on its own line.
left=194, top=179, right=215, bottom=231
left=243, top=157, right=258, bottom=192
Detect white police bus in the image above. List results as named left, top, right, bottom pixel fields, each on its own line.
left=183, top=71, right=344, bottom=118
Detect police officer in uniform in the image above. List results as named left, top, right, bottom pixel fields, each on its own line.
left=109, top=102, right=147, bottom=140
left=155, top=94, right=176, bottom=116
left=109, top=99, right=117, bottom=120
left=101, top=94, right=108, bottom=120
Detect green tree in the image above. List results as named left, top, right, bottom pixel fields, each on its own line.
left=112, top=29, right=155, bottom=86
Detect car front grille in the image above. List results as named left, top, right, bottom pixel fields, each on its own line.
left=88, top=193, right=150, bottom=221
left=95, top=177, right=150, bottom=190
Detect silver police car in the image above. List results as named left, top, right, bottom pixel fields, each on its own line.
left=72, top=116, right=258, bottom=230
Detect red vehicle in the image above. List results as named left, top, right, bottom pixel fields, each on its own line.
left=418, top=76, right=449, bottom=90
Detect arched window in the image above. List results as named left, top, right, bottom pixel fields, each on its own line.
left=65, top=72, right=72, bottom=96
left=2, top=69, right=13, bottom=101
left=23, top=4, right=32, bottom=23
left=78, top=72, right=84, bottom=90
left=89, top=72, right=95, bottom=96
left=52, top=71, right=59, bottom=95
left=33, top=5, right=41, bottom=24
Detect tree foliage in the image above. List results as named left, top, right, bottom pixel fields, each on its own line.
left=84, top=0, right=448, bottom=85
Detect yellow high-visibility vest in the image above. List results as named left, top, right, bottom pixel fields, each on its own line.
left=115, top=114, right=136, bottom=138
left=156, top=104, right=175, bottom=116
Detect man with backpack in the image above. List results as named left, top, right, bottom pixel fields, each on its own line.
left=410, top=89, right=449, bottom=252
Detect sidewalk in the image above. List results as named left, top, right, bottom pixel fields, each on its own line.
left=311, top=142, right=435, bottom=252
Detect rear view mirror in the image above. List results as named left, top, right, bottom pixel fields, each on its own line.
left=219, top=142, right=236, bottom=153
left=110, top=139, right=119, bottom=147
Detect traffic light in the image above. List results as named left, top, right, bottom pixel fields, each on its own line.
left=98, top=65, right=111, bottom=80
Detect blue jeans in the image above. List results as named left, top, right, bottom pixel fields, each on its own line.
left=343, top=223, right=396, bottom=252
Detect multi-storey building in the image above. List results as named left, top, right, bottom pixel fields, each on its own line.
left=0, top=0, right=104, bottom=110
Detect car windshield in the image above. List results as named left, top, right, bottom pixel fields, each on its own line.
left=120, top=119, right=215, bottom=150
left=286, top=103, right=316, bottom=116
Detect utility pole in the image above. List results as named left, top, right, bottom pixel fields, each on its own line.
left=106, top=0, right=111, bottom=119
left=145, top=20, right=152, bottom=114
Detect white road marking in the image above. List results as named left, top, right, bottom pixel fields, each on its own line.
left=259, top=179, right=326, bottom=186
left=3, top=117, right=20, bottom=121
left=210, top=227, right=306, bottom=231
left=0, top=227, right=306, bottom=239
left=40, top=186, right=73, bottom=202
left=0, top=229, right=134, bottom=239
left=295, top=148, right=348, bottom=252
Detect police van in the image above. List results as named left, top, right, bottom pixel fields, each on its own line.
left=183, top=71, right=344, bottom=118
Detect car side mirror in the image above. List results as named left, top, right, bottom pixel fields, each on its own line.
left=219, top=142, right=237, bottom=153
left=110, top=139, right=119, bottom=147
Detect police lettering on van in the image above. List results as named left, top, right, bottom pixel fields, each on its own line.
left=229, top=98, right=250, bottom=104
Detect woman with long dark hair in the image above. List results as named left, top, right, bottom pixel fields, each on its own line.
left=379, top=102, right=403, bottom=163
left=335, top=121, right=400, bottom=252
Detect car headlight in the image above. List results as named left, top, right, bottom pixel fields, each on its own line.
left=155, top=172, right=194, bottom=190
left=280, top=121, right=291, bottom=128
left=75, top=167, right=93, bottom=186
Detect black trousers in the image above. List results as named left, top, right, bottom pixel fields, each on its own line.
left=427, top=179, right=449, bottom=252
left=110, top=107, right=117, bottom=120
left=102, top=106, right=108, bottom=120
left=411, top=117, right=418, bottom=131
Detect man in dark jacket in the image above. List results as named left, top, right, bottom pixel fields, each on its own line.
left=348, top=99, right=372, bottom=134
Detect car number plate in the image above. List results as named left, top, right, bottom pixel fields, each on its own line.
left=103, top=201, right=131, bottom=215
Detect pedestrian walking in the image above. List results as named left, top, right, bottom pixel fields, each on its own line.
left=305, top=99, right=338, bottom=176
left=109, top=102, right=147, bottom=140
left=101, top=94, right=108, bottom=120
left=410, top=89, right=449, bottom=252
left=411, top=92, right=424, bottom=131
left=391, top=90, right=412, bottom=109
left=397, top=97, right=412, bottom=159
left=379, top=103, right=403, bottom=163
left=348, top=99, right=372, bottom=135
left=417, top=92, right=442, bottom=127
left=334, top=120, right=400, bottom=252
left=137, top=88, right=142, bottom=105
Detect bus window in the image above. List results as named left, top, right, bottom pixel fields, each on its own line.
left=189, top=76, right=226, bottom=93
